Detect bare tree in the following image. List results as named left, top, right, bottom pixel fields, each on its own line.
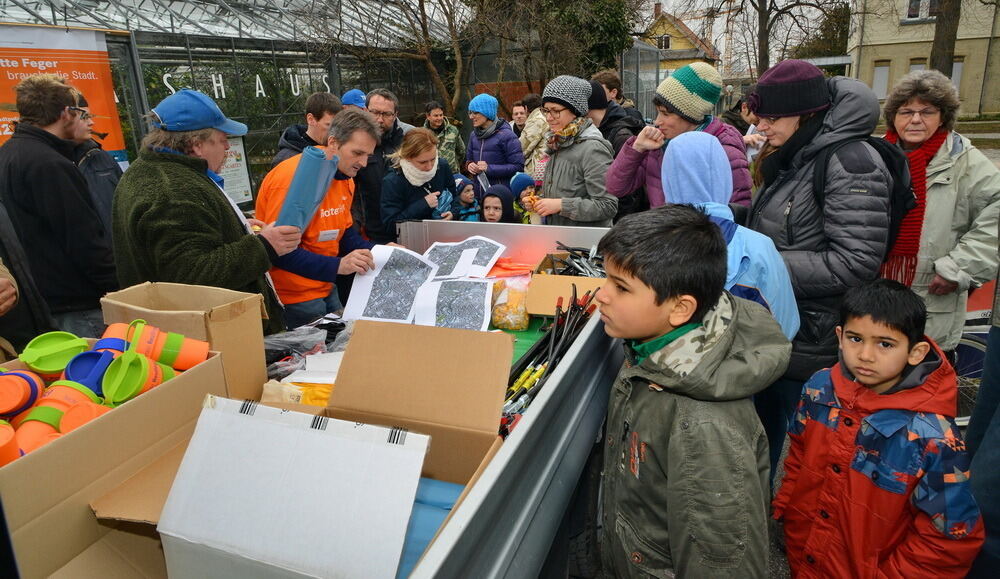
left=317, top=0, right=482, bottom=116
left=929, top=0, right=961, bottom=76
left=673, top=0, right=847, bottom=73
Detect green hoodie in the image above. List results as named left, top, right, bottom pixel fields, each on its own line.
left=600, top=292, right=791, bottom=578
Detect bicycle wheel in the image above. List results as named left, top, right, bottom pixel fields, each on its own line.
left=954, top=333, right=988, bottom=427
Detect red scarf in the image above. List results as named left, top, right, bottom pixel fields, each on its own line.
left=880, top=128, right=949, bottom=286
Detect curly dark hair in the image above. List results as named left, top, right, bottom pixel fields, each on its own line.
left=884, top=69, right=960, bottom=133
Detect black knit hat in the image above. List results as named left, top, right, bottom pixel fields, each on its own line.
left=748, top=59, right=831, bottom=118
left=587, top=80, right=608, bottom=111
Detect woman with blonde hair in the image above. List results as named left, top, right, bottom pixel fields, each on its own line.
left=881, top=69, right=1000, bottom=356
left=380, top=128, right=456, bottom=241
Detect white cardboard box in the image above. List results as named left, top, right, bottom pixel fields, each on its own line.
left=157, top=396, right=429, bottom=579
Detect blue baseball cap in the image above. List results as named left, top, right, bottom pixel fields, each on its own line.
left=151, top=89, right=247, bottom=136
left=342, top=89, right=367, bottom=109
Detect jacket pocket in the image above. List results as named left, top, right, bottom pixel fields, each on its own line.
left=614, top=514, right=675, bottom=578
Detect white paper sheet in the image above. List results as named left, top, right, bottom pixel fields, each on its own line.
left=422, top=236, right=506, bottom=279
left=342, top=245, right=438, bottom=323
left=413, top=279, right=493, bottom=331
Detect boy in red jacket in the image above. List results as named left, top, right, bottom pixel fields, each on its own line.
left=774, top=279, right=983, bottom=578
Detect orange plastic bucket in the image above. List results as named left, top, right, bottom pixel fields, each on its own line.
left=0, top=420, right=20, bottom=467
left=43, top=381, right=103, bottom=406
left=127, top=320, right=209, bottom=371
left=101, top=351, right=176, bottom=407
left=15, top=406, right=64, bottom=454
left=0, top=371, right=44, bottom=418
left=59, top=401, right=112, bottom=433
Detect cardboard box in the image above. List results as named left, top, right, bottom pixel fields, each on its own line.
left=101, top=282, right=266, bottom=400
left=158, top=396, right=430, bottom=579
left=526, top=253, right=605, bottom=316
left=0, top=351, right=230, bottom=579
left=88, top=321, right=512, bottom=576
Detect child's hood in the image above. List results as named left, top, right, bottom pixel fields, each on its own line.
left=629, top=293, right=792, bottom=402
left=661, top=131, right=733, bottom=206
left=482, top=184, right=518, bottom=223
left=832, top=339, right=958, bottom=417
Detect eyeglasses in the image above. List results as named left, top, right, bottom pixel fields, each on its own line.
left=897, top=108, right=940, bottom=119
left=67, top=106, right=92, bottom=121
left=369, top=109, right=396, bottom=119
left=541, top=107, right=568, bottom=118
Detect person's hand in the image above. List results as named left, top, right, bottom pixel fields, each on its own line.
left=928, top=274, right=959, bottom=295
left=425, top=191, right=440, bottom=208
left=246, top=218, right=266, bottom=232
left=338, top=249, right=375, bottom=275
left=467, top=163, right=481, bottom=175
left=477, top=161, right=488, bottom=173
left=0, top=277, right=16, bottom=317
left=744, top=133, right=767, bottom=148
left=532, top=198, right=563, bottom=217
left=386, top=242, right=405, bottom=248
left=440, top=211, right=454, bottom=221
left=633, top=126, right=665, bottom=152
left=258, top=222, right=302, bottom=256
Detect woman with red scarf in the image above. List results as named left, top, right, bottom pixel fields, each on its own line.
left=883, top=70, right=1000, bottom=357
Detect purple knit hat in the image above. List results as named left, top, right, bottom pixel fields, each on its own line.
left=748, top=59, right=830, bottom=118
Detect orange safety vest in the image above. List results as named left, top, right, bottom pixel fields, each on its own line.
left=256, top=151, right=354, bottom=305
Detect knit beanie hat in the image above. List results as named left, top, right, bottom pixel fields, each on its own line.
left=543, top=76, right=591, bottom=118
left=468, top=94, right=499, bottom=121
left=653, top=62, right=722, bottom=123
left=748, top=59, right=830, bottom=118
left=587, top=80, right=609, bottom=111
left=454, top=173, right=474, bottom=191
left=508, top=172, right=535, bottom=198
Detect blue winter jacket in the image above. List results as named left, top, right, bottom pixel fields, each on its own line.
left=380, top=158, right=457, bottom=240
left=663, top=132, right=800, bottom=339
left=463, top=119, right=524, bottom=197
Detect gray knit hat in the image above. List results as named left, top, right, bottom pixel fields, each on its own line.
left=542, top=75, right=591, bottom=118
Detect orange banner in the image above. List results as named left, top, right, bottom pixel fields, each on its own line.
left=0, top=26, right=125, bottom=154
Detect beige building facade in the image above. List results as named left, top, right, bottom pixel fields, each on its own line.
left=848, top=0, right=1000, bottom=115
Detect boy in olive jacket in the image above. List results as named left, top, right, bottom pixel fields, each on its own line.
left=596, top=205, right=791, bottom=578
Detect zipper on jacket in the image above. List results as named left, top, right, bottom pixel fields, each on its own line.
left=784, top=198, right=795, bottom=245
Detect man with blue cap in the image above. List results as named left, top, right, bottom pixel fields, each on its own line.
left=341, top=89, right=367, bottom=111
left=113, top=89, right=301, bottom=334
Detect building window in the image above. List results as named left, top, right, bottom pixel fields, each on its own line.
left=873, top=61, right=891, bottom=99
left=952, top=57, right=964, bottom=95
left=657, top=35, right=671, bottom=50
left=909, top=58, right=927, bottom=73
left=906, top=0, right=939, bottom=19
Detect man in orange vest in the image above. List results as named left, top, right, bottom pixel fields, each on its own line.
left=256, top=109, right=383, bottom=329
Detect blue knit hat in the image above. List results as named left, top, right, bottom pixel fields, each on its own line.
left=468, top=94, right=498, bottom=121
left=454, top=173, right=474, bottom=191
left=509, top=172, right=535, bottom=198
left=342, top=89, right=367, bottom=109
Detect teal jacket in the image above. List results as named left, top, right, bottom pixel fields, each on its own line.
left=112, top=149, right=284, bottom=334
left=600, top=293, right=791, bottom=578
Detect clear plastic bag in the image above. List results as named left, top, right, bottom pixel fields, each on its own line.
left=492, top=275, right=530, bottom=331
left=264, top=326, right=327, bottom=381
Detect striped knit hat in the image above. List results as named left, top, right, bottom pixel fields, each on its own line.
left=653, top=62, right=722, bottom=123
left=542, top=75, right=592, bottom=118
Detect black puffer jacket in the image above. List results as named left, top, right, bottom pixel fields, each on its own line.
left=598, top=101, right=644, bottom=156
left=353, top=121, right=404, bottom=243
left=0, top=124, right=117, bottom=313
left=271, top=124, right=320, bottom=169
left=748, top=77, right=892, bottom=380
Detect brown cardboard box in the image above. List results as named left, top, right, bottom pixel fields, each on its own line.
left=526, top=253, right=605, bottom=316
left=86, top=321, right=512, bottom=574
left=101, top=282, right=267, bottom=401
left=0, top=351, right=230, bottom=579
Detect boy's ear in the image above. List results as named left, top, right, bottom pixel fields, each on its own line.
left=835, top=326, right=843, bottom=341
left=907, top=340, right=932, bottom=366
left=667, top=295, right=698, bottom=327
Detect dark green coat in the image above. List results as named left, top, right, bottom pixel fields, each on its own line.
left=113, top=149, right=284, bottom=334
left=600, top=293, right=791, bottom=578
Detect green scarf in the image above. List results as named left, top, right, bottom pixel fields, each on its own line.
left=627, top=322, right=701, bottom=365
